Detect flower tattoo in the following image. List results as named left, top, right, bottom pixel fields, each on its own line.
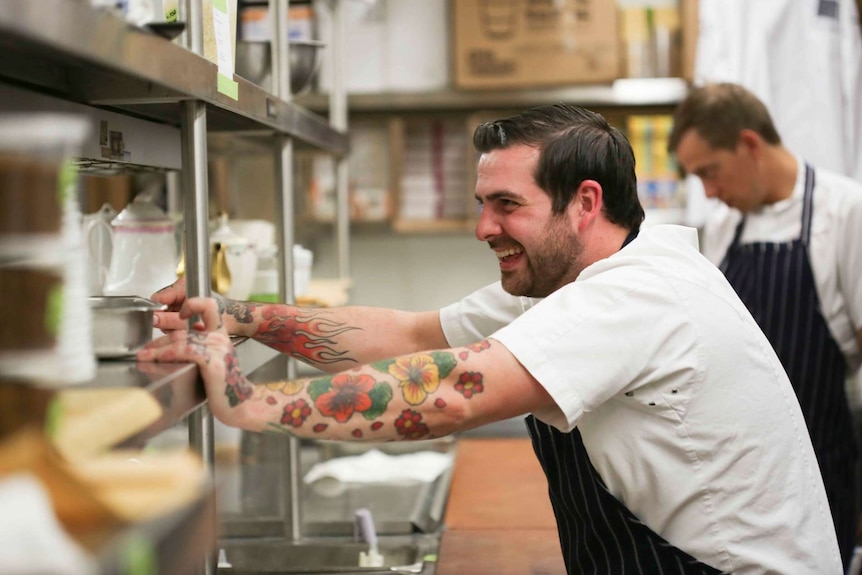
left=281, top=399, right=312, bottom=428
left=224, top=350, right=252, bottom=407
left=394, top=409, right=430, bottom=440
left=388, top=354, right=441, bottom=405
left=311, top=373, right=375, bottom=423
left=378, top=351, right=456, bottom=405
left=455, top=372, right=484, bottom=399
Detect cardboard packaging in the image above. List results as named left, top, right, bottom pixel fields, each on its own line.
left=452, top=0, right=620, bottom=90
left=618, top=6, right=682, bottom=79
left=316, top=0, right=449, bottom=93
left=680, top=0, right=698, bottom=82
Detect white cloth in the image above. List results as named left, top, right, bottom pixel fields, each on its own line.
left=694, top=0, right=862, bottom=181
left=303, top=449, right=453, bottom=485
left=700, top=156, right=862, bottom=379
left=439, top=224, right=841, bottom=574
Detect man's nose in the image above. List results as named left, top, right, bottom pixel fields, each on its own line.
left=474, top=207, right=500, bottom=242
left=702, top=180, right=719, bottom=199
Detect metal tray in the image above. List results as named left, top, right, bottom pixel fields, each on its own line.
left=89, top=296, right=166, bottom=358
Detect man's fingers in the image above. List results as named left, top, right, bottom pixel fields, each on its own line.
left=180, top=297, right=223, bottom=332
left=153, top=311, right=188, bottom=332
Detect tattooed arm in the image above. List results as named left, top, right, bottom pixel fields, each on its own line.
left=138, top=297, right=554, bottom=441
left=151, top=278, right=448, bottom=373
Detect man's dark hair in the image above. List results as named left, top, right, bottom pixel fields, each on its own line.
left=473, top=103, right=644, bottom=231
left=667, top=82, right=782, bottom=153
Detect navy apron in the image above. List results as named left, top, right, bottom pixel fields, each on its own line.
left=526, top=417, right=727, bottom=574
left=719, top=164, right=857, bottom=567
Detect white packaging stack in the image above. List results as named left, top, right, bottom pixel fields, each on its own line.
left=0, top=114, right=95, bottom=385
left=399, top=118, right=470, bottom=222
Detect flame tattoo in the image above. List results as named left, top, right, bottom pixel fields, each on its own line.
left=255, top=308, right=359, bottom=365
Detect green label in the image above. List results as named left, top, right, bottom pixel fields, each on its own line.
left=165, top=8, right=178, bottom=22
left=44, top=397, right=63, bottom=439
left=121, top=534, right=157, bottom=575
left=213, top=0, right=227, bottom=13
left=217, top=73, right=239, bottom=100
left=57, top=159, right=77, bottom=204
left=45, top=284, right=63, bottom=337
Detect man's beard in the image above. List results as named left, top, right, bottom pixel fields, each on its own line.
left=501, top=218, right=585, bottom=298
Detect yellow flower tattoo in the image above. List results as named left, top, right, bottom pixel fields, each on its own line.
left=388, top=354, right=440, bottom=405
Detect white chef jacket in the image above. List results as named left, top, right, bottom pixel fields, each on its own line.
left=694, top=0, right=862, bottom=181
left=439, top=224, right=842, bottom=575
left=701, top=156, right=862, bottom=380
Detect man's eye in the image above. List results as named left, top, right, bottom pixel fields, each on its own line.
left=700, top=167, right=719, bottom=180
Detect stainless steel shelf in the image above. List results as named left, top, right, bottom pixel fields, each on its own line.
left=0, top=0, right=348, bottom=155
left=71, top=338, right=281, bottom=449
left=296, top=78, right=690, bottom=113
left=97, top=484, right=217, bottom=575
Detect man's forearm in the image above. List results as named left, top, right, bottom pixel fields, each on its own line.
left=219, top=300, right=447, bottom=373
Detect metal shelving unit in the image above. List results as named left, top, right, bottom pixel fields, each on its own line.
left=0, top=1, right=350, bottom=573
left=295, top=77, right=689, bottom=113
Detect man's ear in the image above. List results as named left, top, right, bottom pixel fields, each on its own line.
left=738, top=129, right=763, bottom=156
left=573, top=180, right=603, bottom=230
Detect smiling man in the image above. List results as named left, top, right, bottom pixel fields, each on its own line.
left=140, top=103, right=841, bottom=574
left=668, top=82, right=862, bottom=570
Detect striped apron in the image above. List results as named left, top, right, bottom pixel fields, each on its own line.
left=719, top=164, right=857, bottom=567
left=526, top=416, right=727, bottom=574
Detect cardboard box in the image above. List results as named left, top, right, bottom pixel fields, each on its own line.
left=619, top=6, right=682, bottom=79
left=680, top=0, right=698, bottom=82
left=453, top=0, right=620, bottom=90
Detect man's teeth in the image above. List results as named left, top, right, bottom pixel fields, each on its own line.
left=495, top=248, right=523, bottom=259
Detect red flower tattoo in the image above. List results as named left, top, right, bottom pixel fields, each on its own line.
left=394, top=409, right=430, bottom=440
left=224, top=350, right=253, bottom=406
left=469, top=340, right=491, bottom=352
left=314, top=373, right=375, bottom=423
left=281, top=399, right=312, bottom=428
left=455, top=372, right=484, bottom=399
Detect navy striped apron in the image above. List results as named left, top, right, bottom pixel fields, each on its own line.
left=719, top=164, right=857, bottom=567
left=526, top=417, right=727, bottom=574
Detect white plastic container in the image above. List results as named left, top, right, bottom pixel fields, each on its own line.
left=249, top=244, right=313, bottom=302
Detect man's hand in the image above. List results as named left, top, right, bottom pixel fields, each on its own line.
left=150, top=278, right=191, bottom=332
left=137, top=296, right=255, bottom=425
left=150, top=278, right=256, bottom=337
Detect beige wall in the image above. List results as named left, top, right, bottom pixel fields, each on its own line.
left=310, top=231, right=499, bottom=312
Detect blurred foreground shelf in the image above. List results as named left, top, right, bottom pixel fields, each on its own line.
left=96, top=483, right=216, bottom=575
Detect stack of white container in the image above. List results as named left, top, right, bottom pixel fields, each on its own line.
left=0, top=114, right=95, bottom=385
left=399, top=118, right=470, bottom=222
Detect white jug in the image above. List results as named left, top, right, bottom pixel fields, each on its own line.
left=99, top=192, right=179, bottom=299
left=81, top=203, right=117, bottom=296
left=210, top=214, right=258, bottom=301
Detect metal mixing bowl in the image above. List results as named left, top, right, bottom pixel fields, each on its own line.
left=235, top=40, right=325, bottom=94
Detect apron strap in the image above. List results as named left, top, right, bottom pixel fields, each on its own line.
left=727, top=161, right=816, bottom=250
left=801, top=163, right=815, bottom=247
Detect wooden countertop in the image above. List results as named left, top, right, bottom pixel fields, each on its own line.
left=437, top=438, right=566, bottom=575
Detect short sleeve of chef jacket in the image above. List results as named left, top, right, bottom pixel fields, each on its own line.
left=490, top=225, right=712, bottom=432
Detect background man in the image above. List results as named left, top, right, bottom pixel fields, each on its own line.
left=668, top=82, right=862, bottom=568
